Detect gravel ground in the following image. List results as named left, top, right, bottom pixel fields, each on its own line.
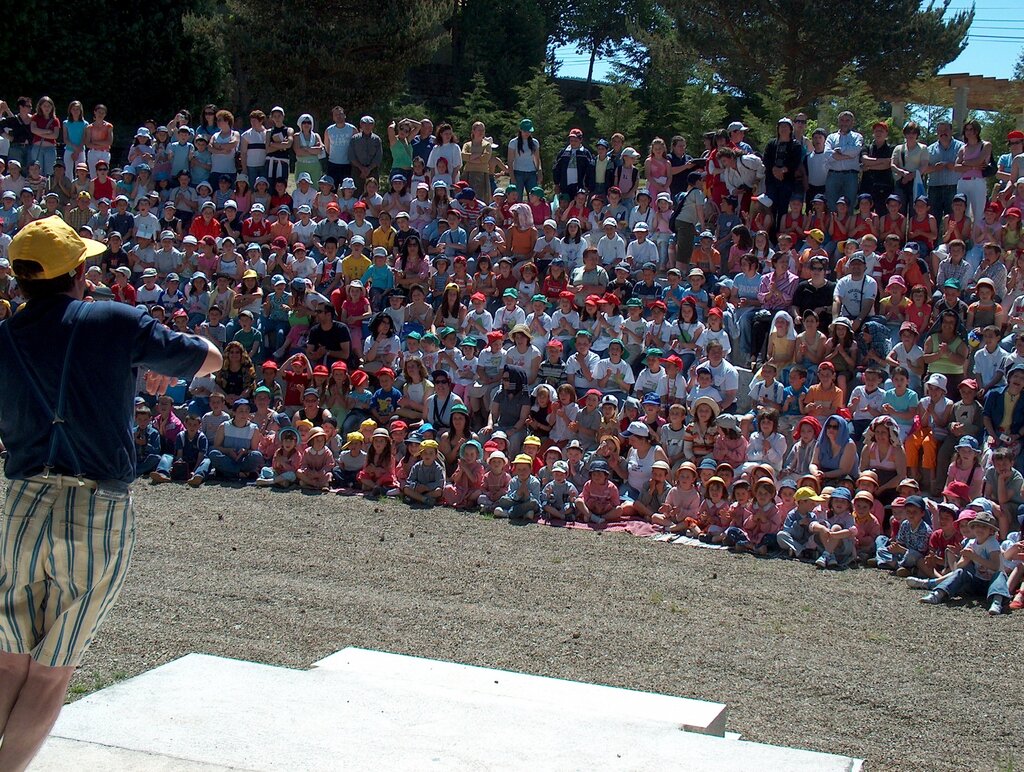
left=19, top=480, right=1023, bottom=771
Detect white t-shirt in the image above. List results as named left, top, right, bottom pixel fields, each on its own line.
left=835, top=273, right=878, bottom=318
left=850, top=385, right=886, bottom=421
left=634, top=367, right=666, bottom=397
left=565, top=350, right=600, bottom=390
left=508, top=137, right=539, bottom=172
left=889, top=342, right=924, bottom=373
left=241, top=127, right=268, bottom=168
left=595, top=358, right=635, bottom=390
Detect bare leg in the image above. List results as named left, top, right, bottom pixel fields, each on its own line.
left=0, top=659, right=76, bottom=772
left=0, top=652, right=31, bottom=738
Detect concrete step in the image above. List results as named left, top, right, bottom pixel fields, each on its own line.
left=311, top=647, right=727, bottom=736
left=33, top=649, right=863, bottom=772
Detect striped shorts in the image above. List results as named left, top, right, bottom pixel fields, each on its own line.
left=0, top=477, right=136, bottom=668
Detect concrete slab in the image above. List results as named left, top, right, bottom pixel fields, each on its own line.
left=311, top=646, right=728, bottom=735
left=37, top=651, right=863, bottom=772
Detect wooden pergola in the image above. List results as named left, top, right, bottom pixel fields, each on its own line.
left=889, top=73, right=1024, bottom=131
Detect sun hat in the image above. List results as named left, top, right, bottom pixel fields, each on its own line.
left=691, top=396, right=721, bottom=418
left=8, top=217, right=106, bottom=279
left=795, top=487, right=824, bottom=503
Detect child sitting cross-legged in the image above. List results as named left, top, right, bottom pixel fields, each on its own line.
left=256, top=426, right=303, bottom=487
left=493, top=453, right=542, bottom=521
left=776, top=486, right=824, bottom=560
left=357, top=428, right=396, bottom=497
left=574, top=460, right=621, bottom=525
left=541, top=460, right=580, bottom=521
left=807, top=487, right=859, bottom=569
left=871, top=494, right=932, bottom=576
left=618, top=460, right=671, bottom=522
left=653, top=462, right=701, bottom=531
left=297, top=427, right=336, bottom=491
left=442, top=440, right=485, bottom=510
left=402, top=439, right=446, bottom=507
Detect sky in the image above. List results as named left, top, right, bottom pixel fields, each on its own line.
left=555, top=0, right=1023, bottom=83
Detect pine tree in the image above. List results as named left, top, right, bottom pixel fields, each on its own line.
left=451, top=73, right=514, bottom=148
left=585, top=82, right=647, bottom=146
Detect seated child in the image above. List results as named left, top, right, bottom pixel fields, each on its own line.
left=541, top=460, right=580, bottom=521
left=297, top=426, right=336, bottom=490
left=402, top=438, right=446, bottom=506
left=808, top=487, right=858, bottom=568
left=872, top=494, right=932, bottom=575
left=443, top=440, right=485, bottom=509
left=335, top=432, right=367, bottom=488
left=777, top=486, right=824, bottom=559
left=494, top=453, right=542, bottom=520
left=574, top=460, right=622, bottom=525
left=256, top=426, right=303, bottom=487
left=479, top=450, right=513, bottom=510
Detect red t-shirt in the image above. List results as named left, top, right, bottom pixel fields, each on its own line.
left=31, top=114, right=60, bottom=146
left=928, top=528, right=960, bottom=558
left=242, top=217, right=272, bottom=241
left=190, top=216, right=223, bottom=241
left=112, top=283, right=137, bottom=305
left=282, top=370, right=311, bottom=407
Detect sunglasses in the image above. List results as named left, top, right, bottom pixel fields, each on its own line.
left=793, top=119, right=807, bottom=124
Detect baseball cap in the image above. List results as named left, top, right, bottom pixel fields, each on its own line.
left=795, top=487, right=824, bottom=502
left=8, top=218, right=106, bottom=279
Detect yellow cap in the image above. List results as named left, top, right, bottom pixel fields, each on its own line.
left=513, top=453, right=534, bottom=466
left=242, top=269, right=259, bottom=280
left=419, top=439, right=439, bottom=451
left=523, top=435, right=542, bottom=447
left=795, top=486, right=824, bottom=502
left=9, top=217, right=106, bottom=279
left=360, top=418, right=378, bottom=430
left=342, top=431, right=364, bottom=448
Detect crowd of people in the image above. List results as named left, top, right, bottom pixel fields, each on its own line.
left=4, top=95, right=1024, bottom=616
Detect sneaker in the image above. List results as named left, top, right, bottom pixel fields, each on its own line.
left=895, top=567, right=911, bottom=578
left=988, top=597, right=1005, bottom=616
left=187, top=474, right=204, bottom=488
left=814, top=555, right=828, bottom=569
left=590, top=515, right=605, bottom=525
left=905, top=577, right=931, bottom=589
left=255, top=477, right=273, bottom=487
left=876, top=561, right=897, bottom=571
left=493, top=507, right=509, bottom=519
left=149, top=471, right=171, bottom=484
left=1010, top=592, right=1024, bottom=611
left=919, top=591, right=946, bottom=605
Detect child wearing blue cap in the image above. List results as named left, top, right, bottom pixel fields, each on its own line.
left=872, top=495, right=932, bottom=575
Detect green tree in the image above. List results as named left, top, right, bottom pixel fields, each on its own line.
left=585, top=82, right=647, bottom=145
left=514, top=70, right=573, bottom=187
left=185, top=0, right=454, bottom=119
left=1015, top=47, right=1024, bottom=82
left=813, top=65, right=883, bottom=136
left=450, top=0, right=549, bottom=108
left=669, top=73, right=728, bottom=150
left=0, top=0, right=219, bottom=138
left=451, top=73, right=515, bottom=148
left=661, top=0, right=971, bottom=106
left=559, top=0, right=662, bottom=95
left=740, top=72, right=800, bottom=150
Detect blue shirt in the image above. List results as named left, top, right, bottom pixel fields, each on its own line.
left=371, top=386, right=402, bottom=417
left=0, top=296, right=209, bottom=484
left=326, top=123, right=357, bottom=164
left=176, top=429, right=209, bottom=465
left=927, top=139, right=965, bottom=187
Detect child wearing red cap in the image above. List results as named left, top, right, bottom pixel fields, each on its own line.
left=370, top=367, right=402, bottom=425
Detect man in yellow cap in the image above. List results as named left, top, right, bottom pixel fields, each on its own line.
left=0, top=218, right=223, bottom=769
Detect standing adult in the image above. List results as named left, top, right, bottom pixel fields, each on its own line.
left=386, top=118, right=415, bottom=181
left=324, top=106, right=357, bottom=186
left=461, top=122, right=506, bottom=205
left=717, top=147, right=765, bottom=216
left=265, top=106, right=294, bottom=188
left=0, top=97, right=35, bottom=170
left=507, top=119, right=542, bottom=193
left=61, top=101, right=88, bottom=181
left=859, top=121, right=894, bottom=214
left=411, top=118, right=436, bottom=165
left=0, top=218, right=220, bottom=770
left=668, top=135, right=696, bottom=200
left=954, top=119, right=992, bottom=223
left=238, top=109, right=268, bottom=184
left=292, top=114, right=324, bottom=184
left=824, top=111, right=863, bottom=212
left=350, top=116, right=383, bottom=194
left=763, top=118, right=803, bottom=221
left=83, top=104, right=114, bottom=178
left=792, top=255, right=836, bottom=330
left=427, top=123, right=463, bottom=181
left=802, top=128, right=830, bottom=206
left=727, top=121, right=754, bottom=154
left=890, top=121, right=928, bottom=214
left=209, top=109, right=240, bottom=187
left=553, top=129, right=594, bottom=198
left=924, top=120, right=964, bottom=236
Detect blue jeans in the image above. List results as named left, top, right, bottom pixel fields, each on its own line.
left=7, top=143, right=31, bottom=170
left=208, top=449, right=265, bottom=478
left=928, top=185, right=957, bottom=237
left=31, top=144, right=57, bottom=176
left=875, top=535, right=924, bottom=569
left=825, top=171, right=858, bottom=212
left=263, top=317, right=290, bottom=352
left=933, top=567, right=1010, bottom=600
left=246, top=165, right=266, bottom=185
left=157, top=453, right=212, bottom=480
left=514, top=170, right=538, bottom=193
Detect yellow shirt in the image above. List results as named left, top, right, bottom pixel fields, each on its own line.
left=341, top=254, right=371, bottom=282
left=371, top=226, right=396, bottom=252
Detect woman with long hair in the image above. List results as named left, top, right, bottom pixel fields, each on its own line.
left=215, top=340, right=257, bottom=402
left=461, top=121, right=507, bottom=205
left=507, top=118, right=542, bottom=192
left=954, top=119, right=993, bottom=223
left=62, top=100, right=88, bottom=179
left=30, top=96, right=60, bottom=176
left=427, top=122, right=463, bottom=181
